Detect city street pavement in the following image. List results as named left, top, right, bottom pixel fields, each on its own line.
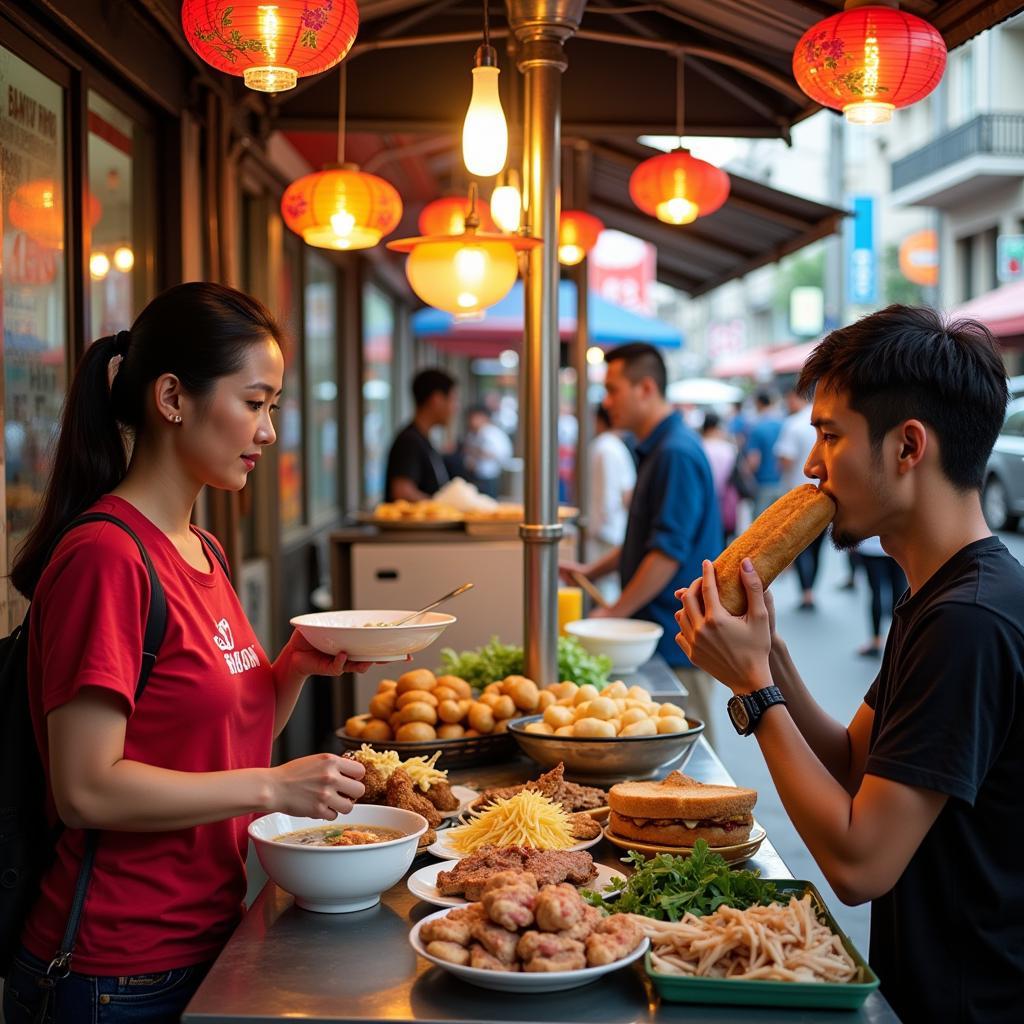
left=700, top=527, right=1024, bottom=956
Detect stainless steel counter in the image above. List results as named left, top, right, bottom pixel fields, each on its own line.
left=183, top=740, right=897, bottom=1023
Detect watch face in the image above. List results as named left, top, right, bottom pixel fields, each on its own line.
left=728, top=697, right=750, bottom=732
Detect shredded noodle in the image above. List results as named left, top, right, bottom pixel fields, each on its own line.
left=356, top=744, right=447, bottom=792
left=632, top=896, right=858, bottom=983
left=446, top=789, right=576, bottom=854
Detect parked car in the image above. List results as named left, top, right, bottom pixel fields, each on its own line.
left=983, top=397, right=1024, bottom=532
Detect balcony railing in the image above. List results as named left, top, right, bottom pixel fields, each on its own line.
left=891, top=113, right=1024, bottom=191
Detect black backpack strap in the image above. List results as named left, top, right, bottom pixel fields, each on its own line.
left=34, top=513, right=168, bottom=994
left=195, top=527, right=231, bottom=581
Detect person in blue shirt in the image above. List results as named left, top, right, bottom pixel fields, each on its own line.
left=743, top=390, right=784, bottom=514
left=561, top=344, right=723, bottom=738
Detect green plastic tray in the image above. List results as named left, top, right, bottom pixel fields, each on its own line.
left=645, top=880, right=880, bottom=1011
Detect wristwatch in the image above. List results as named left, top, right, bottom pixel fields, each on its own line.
left=727, top=685, right=787, bottom=736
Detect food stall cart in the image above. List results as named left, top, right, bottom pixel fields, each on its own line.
left=182, top=738, right=897, bottom=1023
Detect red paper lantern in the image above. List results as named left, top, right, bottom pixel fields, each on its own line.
left=8, top=180, right=101, bottom=250
left=793, top=5, right=946, bottom=125
left=558, top=211, right=603, bottom=266
left=281, top=167, right=402, bottom=251
left=629, top=151, right=730, bottom=226
left=418, top=196, right=496, bottom=237
left=181, top=1, right=359, bottom=93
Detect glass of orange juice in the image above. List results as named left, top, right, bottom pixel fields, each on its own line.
left=557, top=587, right=583, bottom=636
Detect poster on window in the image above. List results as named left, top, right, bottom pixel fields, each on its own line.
left=0, top=47, right=68, bottom=631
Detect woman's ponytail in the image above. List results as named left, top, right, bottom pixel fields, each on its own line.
left=10, top=332, right=132, bottom=596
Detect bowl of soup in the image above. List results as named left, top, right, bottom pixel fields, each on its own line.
left=289, top=610, right=456, bottom=662
left=249, top=804, right=429, bottom=913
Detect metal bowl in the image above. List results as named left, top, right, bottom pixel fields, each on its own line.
left=507, top=715, right=704, bottom=785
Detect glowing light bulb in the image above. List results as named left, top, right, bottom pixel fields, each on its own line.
left=587, top=346, right=605, bottom=366
left=331, top=209, right=357, bottom=245
left=462, top=65, right=508, bottom=177
left=844, top=101, right=894, bottom=125
left=90, top=252, right=110, bottom=280
left=113, top=246, right=134, bottom=272
left=454, top=245, right=488, bottom=285
left=656, top=196, right=699, bottom=225
left=490, top=183, right=521, bottom=233
left=558, top=243, right=585, bottom=266
left=242, top=5, right=298, bottom=92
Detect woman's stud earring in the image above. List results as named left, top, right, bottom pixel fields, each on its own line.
left=173, top=414, right=182, bottom=423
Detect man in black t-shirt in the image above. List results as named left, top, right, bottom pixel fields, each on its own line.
left=674, top=305, right=1023, bottom=1023
left=384, top=368, right=456, bottom=502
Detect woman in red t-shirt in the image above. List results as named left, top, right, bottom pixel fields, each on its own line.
left=4, top=283, right=369, bottom=1024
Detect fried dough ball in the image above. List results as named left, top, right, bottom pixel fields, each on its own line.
left=572, top=717, right=616, bottom=738
left=467, top=702, right=495, bottom=734
left=343, top=715, right=366, bottom=738
left=368, top=691, right=396, bottom=720
left=432, top=685, right=458, bottom=703
left=437, top=699, right=464, bottom=724
left=657, top=715, right=688, bottom=734
left=437, top=722, right=466, bottom=740
left=504, top=677, right=540, bottom=712
left=490, top=695, right=516, bottom=720
left=397, top=669, right=437, bottom=694
left=543, top=704, right=574, bottom=729
left=398, top=701, right=438, bottom=726
left=360, top=718, right=392, bottom=742
left=524, top=721, right=553, bottom=735
left=436, top=675, right=472, bottom=698
left=536, top=690, right=557, bottom=712
left=619, top=717, right=657, bottom=737
left=396, top=689, right=438, bottom=709
left=395, top=721, right=437, bottom=742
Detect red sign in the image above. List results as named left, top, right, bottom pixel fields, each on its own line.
left=588, top=230, right=656, bottom=315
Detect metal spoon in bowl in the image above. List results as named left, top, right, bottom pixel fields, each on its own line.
left=388, top=582, right=475, bottom=627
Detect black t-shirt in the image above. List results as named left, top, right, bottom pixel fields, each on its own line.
left=384, top=422, right=449, bottom=501
left=863, top=536, right=1024, bottom=1023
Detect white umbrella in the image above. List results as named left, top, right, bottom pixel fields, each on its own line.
left=667, top=377, right=743, bottom=405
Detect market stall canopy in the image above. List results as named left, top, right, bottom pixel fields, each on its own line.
left=270, top=0, right=1024, bottom=141
left=711, top=338, right=821, bottom=378
left=412, top=280, right=682, bottom=355
left=953, top=280, right=1024, bottom=345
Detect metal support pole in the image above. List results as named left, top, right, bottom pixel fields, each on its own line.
left=509, top=0, right=585, bottom=686
left=570, top=143, right=592, bottom=562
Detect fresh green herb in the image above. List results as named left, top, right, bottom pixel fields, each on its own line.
left=583, top=843, right=779, bottom=920
left=437, top=635, right=612, bottom=692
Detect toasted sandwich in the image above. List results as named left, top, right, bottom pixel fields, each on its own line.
left=607, top=771, right=756, bottom=847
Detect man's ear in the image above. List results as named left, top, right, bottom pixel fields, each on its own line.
left=895, top=419, right=928, bottom=473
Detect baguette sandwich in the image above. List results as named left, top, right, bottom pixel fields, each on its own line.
left=713, top=484, right=835, bottom=616
left=608, top=771, right=756, bottom=848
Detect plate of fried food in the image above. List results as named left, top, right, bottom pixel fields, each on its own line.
left=469, top=763, right=608, bottom=819
left=427, top=788, right=605, bottom=860
left=343, top=745, right=479, bottom=852
left=362, top=500, right=464, bottom=529
left=407, top=849, right=625, bottom=909
left=409, top=871, right=648, bottom=992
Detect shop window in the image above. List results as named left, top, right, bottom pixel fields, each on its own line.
left=362, top=283, right=395, bottom=506
left=277, top=227, right=305, bottom=531
left=304, top=251, right=339, bottom=519
left=86, top=90, right=155, bottom=338
left=0, top=45, right=67, bottom=628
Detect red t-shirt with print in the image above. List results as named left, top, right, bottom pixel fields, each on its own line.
left=23, top=496, right=276, bottom=974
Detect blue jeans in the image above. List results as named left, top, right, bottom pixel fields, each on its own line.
left=3, top=948, right=212, bottom=1024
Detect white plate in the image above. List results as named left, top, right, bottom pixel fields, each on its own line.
left=409, top=906, right=648, bottom=993
left=289, top=609, right=455, bottom=660
left=442, top=785, right=481, bottom=820
left=407, top=860, right=626, bottom=909
left=427, top=829, right=603, bottom=861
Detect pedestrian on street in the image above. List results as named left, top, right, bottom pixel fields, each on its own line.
left=561, top=344, right=723, bottom=740
left=855, top=536, right=908, bottom=658
left=674, top=305, right=1023, bottom=1023
left=587, top=405, right=636, bottom=602
left=743, top=391, right=784, bottom=515
left=700, top=412, right=740, bottom=540
left=774, top=386, right=821, bottom=610
left=463, top=403, right=512, bottom=498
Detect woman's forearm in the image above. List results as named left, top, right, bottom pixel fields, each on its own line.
left=58, top=759, right=274, bottom=832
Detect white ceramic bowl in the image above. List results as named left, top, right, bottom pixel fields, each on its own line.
left=289, top=610, right=455, bottom=662
left=409, top=907, right=649, bottom=992
left=248, top=805, right=428, bottom=913
left=564, top=618, right=663, bottom=673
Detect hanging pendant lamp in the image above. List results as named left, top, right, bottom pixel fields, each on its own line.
left=281, top=65, right=402, bottom=250
left=181, top=1, right=359, bottom=93
left=629, top=55, right=730, bottom=226
left=388, top=184, right=538, bottom=316
left=419, top=196, right=496, bottom=236
left=557, top=211, right=603, bottom=267
left=461, top=0, right=508, bottom=177
left=793, top=2, right=946, bottom=125
left=8, top=180, right=101, bottom=250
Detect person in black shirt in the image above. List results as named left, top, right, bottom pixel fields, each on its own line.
left=674, top=305, right=1023, bottom=1023
left=384, top=368, right=457, bottom=501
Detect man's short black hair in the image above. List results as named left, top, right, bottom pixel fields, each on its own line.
left=755, top=390, right=774, bottom=408
left=702, top=411, right=721, bottom=433
left=412, top=368, right=456, bottom=407
left=595, top=404, right=612, bottom=429
left=605, top=342, right=667, bottom=396
left=467, top=403, right=490, bottom=419
left=797, top=304, right=1008, bottom=492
